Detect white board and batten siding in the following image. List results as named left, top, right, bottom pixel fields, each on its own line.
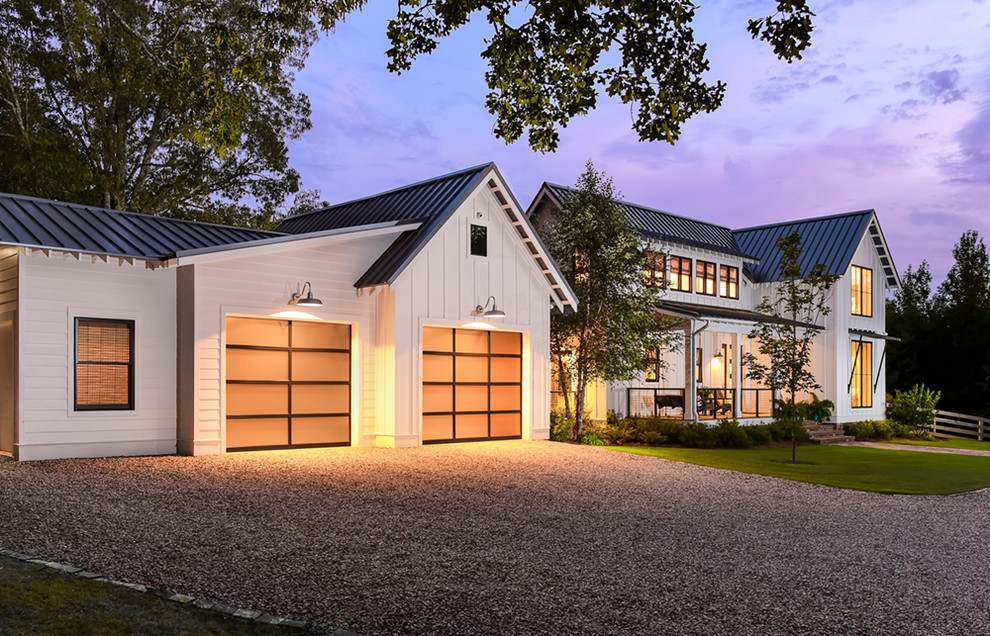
left=178, top=233, right=398, bottom=455
left=827, top=228, right=889, bottom=423
left=0, top=246, right=18, bottom=454
left=386, top=177, right=553, bottom=446
left=15, top=250, right=177, bottom=461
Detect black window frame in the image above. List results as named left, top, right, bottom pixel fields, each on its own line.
left=719, top=265, right=739, bottom=299
left=670, top=256, right=692, bottom=291
left=645, top=347, right=660, bottom=382
left=470, top=224, right=488, bottom=257
left=695, top=260, right=717, bottom=296
left=643, top=251, right=665, bottom=288
left=74, top=317, right=135, bottom=411
left=851, top=340, right=873, bottom=409
left=850, top=265, right=873, bottom=317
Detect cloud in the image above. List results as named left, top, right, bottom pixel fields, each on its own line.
left=919, top=69, right=966, bottom=104
left=881, top=99, right=927, bottom=120
left=943, top=103, right=990, bottom=184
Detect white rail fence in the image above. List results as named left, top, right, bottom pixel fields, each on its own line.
left=933, top=410, right=990, bottom=441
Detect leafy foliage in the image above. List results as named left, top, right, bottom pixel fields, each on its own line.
left=887, top=383, right=941, bottom=434
left=0, top=0, right=318, bottom=225
left=842, top=419, right=927, bottom=441
left=744, top=232, right=838, bottom=461
left=541, top=161, right=679, bottom=439
left=383, top=0, right=814, bottom=152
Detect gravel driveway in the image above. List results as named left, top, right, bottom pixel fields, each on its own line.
left=1, top=441, right=989, bottom=635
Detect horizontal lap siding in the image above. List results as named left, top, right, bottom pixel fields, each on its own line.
left=0, top=247, right=16, bottom=454
left=191, top=235, right=393, bottom=451
left=395, top=183, right=553, bottom=443
left=17, top=250, right=177, bottom=460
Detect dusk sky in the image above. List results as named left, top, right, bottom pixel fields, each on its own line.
left=288, top=0, right=990, bottom=287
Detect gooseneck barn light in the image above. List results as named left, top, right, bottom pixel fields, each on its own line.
left=476, top=296, right=506, bottom=318
left=289, top=282, right=323, bottom=307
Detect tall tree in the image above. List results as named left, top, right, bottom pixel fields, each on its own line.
left=743, top=232, right=838, bottom=462
left=933, top=230, right=990, bottom=415
left=0, top=0, right=317, bottom=226
left=886, top=261, right=935, bottom=392
left=542, top=161, right=678, bottom=439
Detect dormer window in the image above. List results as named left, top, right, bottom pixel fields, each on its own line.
left=643, top=251, right=665, bottom=287
left=669, top=256, right=691, bottom=291
left=719, top=265, right=739, bottom=299
left=851, top=265, right=872, bottom=317
left=695, top=261, right=716, bottom=296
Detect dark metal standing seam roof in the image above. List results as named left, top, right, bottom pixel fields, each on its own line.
left=542, top=183, right=752, bottom=259
left=276, top=164, right=494, bottom=288
left=0, top=192, right=280, bottom=259
left=733, top=210, right=874, bottom=283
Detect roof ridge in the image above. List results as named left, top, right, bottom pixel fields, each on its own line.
left=282, top=162, right=495, bottom=222
left=733, top=209, right=875, bottom=234
left=545, top=183, right=734, bottom=233
left=0, top=191, right=282, bottom=236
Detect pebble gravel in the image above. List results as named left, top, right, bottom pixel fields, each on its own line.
left=1, top=441, right=989, bottom=635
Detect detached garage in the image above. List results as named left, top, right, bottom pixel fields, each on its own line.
left=0, top=162, right=576, bottom=460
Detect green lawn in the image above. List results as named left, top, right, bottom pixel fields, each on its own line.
left=888, top=438, right=990, bottom=451
left=608, top=444, right=990, bottom=494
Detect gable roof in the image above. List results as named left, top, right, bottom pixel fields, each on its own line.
left=0, top=192, right=278, bottom=260
left=532, top=183, right=753, bottom=260
left=733, top=210, right=900, bottom=289
left=277, top=164, right=578, bottom=311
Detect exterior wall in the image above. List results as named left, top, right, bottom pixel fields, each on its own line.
left=389, top=179, right=554, bottom=446
left=827, top=230, right=889, bottom=423
left=0, top=247, right=17, bottom=455
left=178, top=234, right=396, bottom=455
left=16, top=250, right=177, bottom=461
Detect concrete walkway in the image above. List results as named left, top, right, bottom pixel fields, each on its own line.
left=852, top=441, right=990, bottom=456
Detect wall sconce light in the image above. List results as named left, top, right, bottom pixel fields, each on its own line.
left=289, top=282, right=323, bottom=307
left=475, top=295, right=506, bottom=318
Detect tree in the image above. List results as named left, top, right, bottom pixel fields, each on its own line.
left=932, top=230, right=990, bottom=415
left=743, top=232, right=838, bottom=462
left=886, top=261, right=935, bottom=392
left=541, top=161, right=678, bottom=440
left=384, top=0, right=815, bottom=152
left=0, top=0, right=317, bottom=226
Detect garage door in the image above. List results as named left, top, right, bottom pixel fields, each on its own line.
left=422, top=327, right=522, bottom=443
left=225, top=317, right=350, bottom=451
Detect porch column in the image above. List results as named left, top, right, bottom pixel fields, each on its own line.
left=732, top=331, right=741, bottom=420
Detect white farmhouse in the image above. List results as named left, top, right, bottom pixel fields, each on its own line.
left=528, top=184, right=900, bottom=425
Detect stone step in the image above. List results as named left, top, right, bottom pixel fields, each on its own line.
left=807, top=434, right=857, bottom=445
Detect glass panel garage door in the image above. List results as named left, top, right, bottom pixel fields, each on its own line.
left=422, top=327, right=522, bottom=443
left=225, top=317, right=350, bottom=451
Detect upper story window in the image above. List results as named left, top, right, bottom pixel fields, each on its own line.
left=719, top=265, right=739, bottom=299
left=669, top=256, right=692, bottom=291
left=470, top=224, right=487, bottom=256
left=851, top=265, right=873, bottom=317
left=643, top=251, right=665, bottom=288
left=695, top=260, right=716, bottom=296
left=75, top=318, right=134, bottom=411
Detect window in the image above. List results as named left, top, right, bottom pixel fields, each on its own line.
left=643, top=251, right=665, bottom=288
left=695, top=347, right=702, bottom=383
left=851, top=265, right=872, bottom=317
left=470, top=224, right=487, bottom=256
left=670, top=256, right=692, bottom=291
left=851, top=341, right=873, bottom=408
left=695, top=261, right=716, bottom=295
left=645, top=347, right=660, bottom=382
left=75, top=318, right=134, bottom=410
left=719, top=265, right=739, bottom=299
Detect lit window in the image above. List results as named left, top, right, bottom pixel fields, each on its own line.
left=643, top=251, right=665, bottom=288
left=695, top=347, right=702, bottom=383
left=75, top=318, right=134, bottom=411
left=645, top=347, right=660, bottom=382
left=669, top=257, right=692, bottom=291
left=851, top=341, right=873, bottom=408
left=695, top=261, right=716, bottom=296
left=719, top=265, right=739, bottom=299
left=851, top=265, right=873, bottom=317
left=470, top=224, right=487, bottom=257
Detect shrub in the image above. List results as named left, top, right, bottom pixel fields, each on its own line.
left=844, top=419, right=899, bottom=440
left=743, top=424, right=772, bottom=447
left=768, top=419, right=808, bottom=442
left=680, top=421, right=716, bottom=448
left=550, top=412, right=574, bottom=442
left=888, top=383, right=941, bottom=434
left=713, top=419, right=751, bottom=448
left=580, top=431, right=608, bottom=446
left=602, top=415, right=637, bottom=445
left=801, top=394, right=835, bottom=422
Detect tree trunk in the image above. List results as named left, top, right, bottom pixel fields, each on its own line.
left=573, top=369, right=586, bottom=442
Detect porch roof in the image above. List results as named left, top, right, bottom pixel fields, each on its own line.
left=657, top=300, right=822, bottom=330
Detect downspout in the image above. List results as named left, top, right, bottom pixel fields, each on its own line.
left=689, top=320, right=710, bottom=421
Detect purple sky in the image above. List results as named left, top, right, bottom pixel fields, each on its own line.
left=287, top=0, right=990, bottom=287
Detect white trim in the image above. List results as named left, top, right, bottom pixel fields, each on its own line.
left=64, top=306, right=143, bottom=420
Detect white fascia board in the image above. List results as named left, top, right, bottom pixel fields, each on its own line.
left=167, top=221, right=421, bottom=266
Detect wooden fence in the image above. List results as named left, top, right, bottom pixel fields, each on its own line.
left=933, top=410, right=990, bottom=441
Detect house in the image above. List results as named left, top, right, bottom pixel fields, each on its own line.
left=0, top=163, right=577, bottom=461
left=527, top=184, right=900, bottom=424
